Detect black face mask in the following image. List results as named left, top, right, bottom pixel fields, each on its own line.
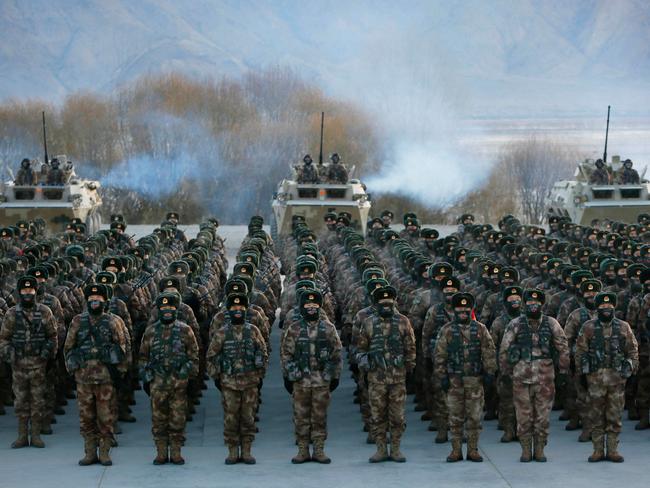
left=505, top=300, right=521, bottom=317
left=617, top=276, right=628, bottom=287
left=454, top=310, right=470, bottom=325
left=229, top=309, right=245, bottom=325
left=597, top=308, right=614, bottom=323
left=630, top=281, right=642, bottom=294
left=525, top=302, right=542, bottom=320
left=377, top=303, right=394, bottom=318
left=20, top=293, right=35, bottom=308
left=87, top=299, right=104, bottom=316
left=584, top=296, right=596, bottom=310
left=603, top=275, right=616, bottom=286
left=301, top=306, right=320, bottom=321
left=160, top=309, right=177, bottom=324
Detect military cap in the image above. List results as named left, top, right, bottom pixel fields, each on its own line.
left=300, top=289, right=323, bottom=307
left=226, top=292, right=249, bottom=309
left=440, top=276, right=460, bottom=291
left=96, top=271, right=117, bottom=285
left=429, top=261, right=453, bottom=279
left=365, top=278, right=389, bottom=294
left=523, top=288, right=545, bottom=304
left=380, top=210, right=394, bottom=218
left=579, top=279, right=602, bottom=294
left=595, top=292, right=617, bottom=307
left=158, top=275, right=180, bottom=292
left=502, top=286, right=523, bottom=301
left=295, top=260, right=317, bottom=276
left=28, top=266, right=48, bottom=280
left=0, top=227, right=14, bottom=238
left=102, top=256, right=122, bottom=270
left=420, top=228, right=439, bottom=239
left=571, top=270, right=593, bottom=286
left=166, top=211, right=180, bottom=221
left=156, top=291, right=180, bottom=309
left=17, top=275, right=37, bottom=291
left=169, top=260, right=190, bottom=275
left=627, top=263, right=646, bottom=279
left=84, top=283, right=109, bottom=300
left=372, top=285, right=397, bottom=304
left=451, top=292, right=474, bottom=309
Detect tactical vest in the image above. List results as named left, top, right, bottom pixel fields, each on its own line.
left=75, top=313, right=120, bottom=365
left=446, top=320, right=482, bottom=376
left=109, top=297, right=121, bottom=317
left=292, top=319, right=332, bottom=378
left=40, top=293, right=56, bottom=313
left=368, top=313, right=404, bottom=369
left=508, top=316, right=554, bottom=364
left=428, top=303, right=449, bottom=357
left=148, top=322, right=190, bottom=379
left=220, top=322, right=263, bottom=375
left=11, top=307, right=46, bottom=358
left=586, top=318, right=626, bottom=373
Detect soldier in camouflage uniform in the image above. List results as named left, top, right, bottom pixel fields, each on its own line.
left=575, top=292, right=639, bottom=462
left=281, top=289, right=342, bottom=464
left=434, top=292, right=497, bottom=462
left=499, top=289, right=569, bottom=462
left=635, top=269, right=650, bottom=430
left=139, top=292, right=199, bottom=465
left=295, top=155, right=320, bottom=184
left=355, top=286, right=416, bottom=463
left=0, top=276, right=58, bottom=448
left=65, top=283, right=128, bottom=466
left=490, top=285, right=523, bottom=442
left=206, top=293, right=268, bottom=465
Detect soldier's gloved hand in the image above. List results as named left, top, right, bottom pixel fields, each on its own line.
left=214, top=378, right=222, bottom=391
left=143, top=382, right=151, bottom=396
left=329, top=378, right=339, bottom=392
left=284, top=377, right=294, bottom=394
left=580, top=374, right=589, bottom=390
left=556, top=372, right=568, bottom=389
left=482, top=373, right=495, bottom=388
left=440, top=376, right=450, bottom=392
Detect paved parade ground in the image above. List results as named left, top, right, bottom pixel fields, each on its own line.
left=0, top=225, right=648, bottom=488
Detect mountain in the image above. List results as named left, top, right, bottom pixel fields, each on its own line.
left=1, top=0, right=649, bottom=116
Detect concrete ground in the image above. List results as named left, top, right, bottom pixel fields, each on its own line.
left=1, top=225, right=649, bottom=487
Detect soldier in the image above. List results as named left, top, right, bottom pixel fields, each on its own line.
left=589, top=159, right=611, bottom=185
left=206, top=293, right=268, bottom=465
left=380, top=210, right=394, bottom=228
left=616, top=159, right=640, bottom=185
left=499, top=289, right=569, bottom=462
left=295, top=154, right=319, bottom=184
left=326, top=153, right=349, bottom=184
left=434, top=292, right=497, bottom=462
left=139, top=292, right=199, bottom=465
left=64, top=283, right=128, bottom=466
left=280, top=289, right=342, bottom=464
left=15, top=158, right=37, bottom=186
left=47, top=158, right=65, bottom=185
left=355, top=285, right=416, bottom=463
left=0, top=276, right=58, bottom=448
left=575, top=292, right=639, bottom=462
left=490, top=285, right=523, bottom=443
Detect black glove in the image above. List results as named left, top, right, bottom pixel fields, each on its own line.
left=482, top=373, right=495, bottom=388
left=284, top=377, right=294, bottom=394
left=580, top=374, right=589, bottom=390
left=143, top=382, right=151, bottom=396
left=214, top=378, right=222, bottom=391
left=329, top=378, right=340, bottom=392
left=441, top=376, right=450, bottom=392
left=350, top=363, right=360, bottom=375
left=556, top=373, right=568, bottom=389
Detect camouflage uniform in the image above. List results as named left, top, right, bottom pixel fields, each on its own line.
left=499, top=314, right=569, bottom=461
left=434, top=317, right=497, bottom=461
left=65, top=310, right=128, bottom=465
left=139, top=315, right=199, bottom=464
left=575, top=315, right=638, bottom=461
left=490, top=311, right=518, bottom=440
left=0, top=302, right=57, bottom=447
left=355, top=307, right=416, bottom=462
left=206, top=314, right=267, bottom=464
left=281, top=314, right=342, bottom=462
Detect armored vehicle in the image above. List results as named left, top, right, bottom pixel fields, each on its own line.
left=548, top=155, right=650, bottom=225
left=0, top=156, right=103, bottom=234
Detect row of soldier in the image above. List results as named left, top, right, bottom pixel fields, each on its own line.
left=273, top=209, right=648, bottom=463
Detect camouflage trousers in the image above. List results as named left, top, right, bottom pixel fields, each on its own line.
left=151, top=386, right=187, bottom=444
left=12, top=365, right=47, bottom=419
left=77, top=382, right=115, bottom=441
left=431, top=374, right=448, bottom=428
left=292, top=384, right=331, bottom=443
left=513, top=380, right=554, bottom=438
left=356, top=373, right=371, bottom=429
left=446, top=376, right=484, bottom=439
left=369, top=380, right=406, bottom=442
left=221, top=386, right=258, bottom=445
left=588, top=371, right=625, bottom=438
left=497, top=375, right=515, bottom=431
left=636, top=359, right=650, bottom=409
